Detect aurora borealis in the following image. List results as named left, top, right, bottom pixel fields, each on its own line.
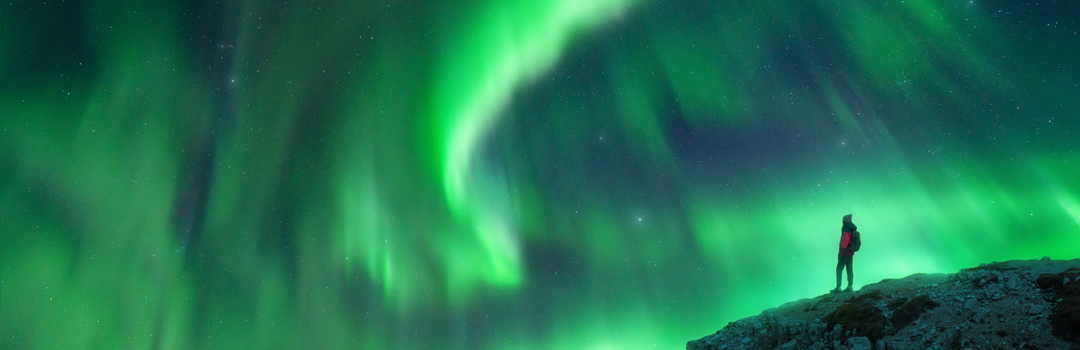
left=2, top=0, right=1079, bottom=348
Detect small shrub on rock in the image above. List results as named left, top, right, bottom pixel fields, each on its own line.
left=890, top=294, right=939, bottom=334
left=823, top=290, right=888, bottom=343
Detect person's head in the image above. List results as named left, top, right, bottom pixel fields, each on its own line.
left=843, top=214, right=852, bottom=224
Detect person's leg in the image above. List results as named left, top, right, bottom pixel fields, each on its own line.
left=835, top=257, right=845, bottom=288
left=845, top=256, right=854, bottom=288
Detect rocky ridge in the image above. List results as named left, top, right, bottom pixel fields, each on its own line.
left=687, top=258, right=1080, bottom=350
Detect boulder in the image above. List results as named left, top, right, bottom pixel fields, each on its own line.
left=845, top=336, right=872, bottom=350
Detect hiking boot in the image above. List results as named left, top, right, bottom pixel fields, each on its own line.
left=830, top=287, right=841, bottom=294
left=843, top=286, right=853, bottom=292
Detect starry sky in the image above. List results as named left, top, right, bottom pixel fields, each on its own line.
left=2, top=0, right=1079, bottom=349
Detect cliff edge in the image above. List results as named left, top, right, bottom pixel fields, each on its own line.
left=687, top=258, right=1080, bottom=350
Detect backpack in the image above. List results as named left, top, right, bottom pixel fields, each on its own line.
left=849, top=230, right=862, bottom=252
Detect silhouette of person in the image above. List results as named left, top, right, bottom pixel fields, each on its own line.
left=831, top=214, right=856, bottom=293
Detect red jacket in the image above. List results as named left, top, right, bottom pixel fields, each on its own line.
left=838, top=231, right=854, bottom=257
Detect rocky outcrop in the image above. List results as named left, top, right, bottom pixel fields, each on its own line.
left=687, top=258, right=1080, bottom=350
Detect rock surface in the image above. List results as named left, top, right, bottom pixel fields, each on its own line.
left=687, top=259, right=1080, bottom=350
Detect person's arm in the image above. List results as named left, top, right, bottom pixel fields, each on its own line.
left=839, top=231, right=851, bottom=250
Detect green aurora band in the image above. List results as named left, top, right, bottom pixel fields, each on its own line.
left=2, top=0, right=1078, bottom=349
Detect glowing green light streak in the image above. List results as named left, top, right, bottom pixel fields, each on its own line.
left=432, top=0, right=639, bottom=296
left=1, top=2, right=198, bottom=348
left=438, top=0, right=637, bottom=209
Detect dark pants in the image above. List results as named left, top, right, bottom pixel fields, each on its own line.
left=836, top=255, right=853, bottom=287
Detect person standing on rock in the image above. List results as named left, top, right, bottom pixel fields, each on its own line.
left=831, top=214, right=857, bottom=293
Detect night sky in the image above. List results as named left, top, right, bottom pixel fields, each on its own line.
left=2, top=0, right=1079, bottom=349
